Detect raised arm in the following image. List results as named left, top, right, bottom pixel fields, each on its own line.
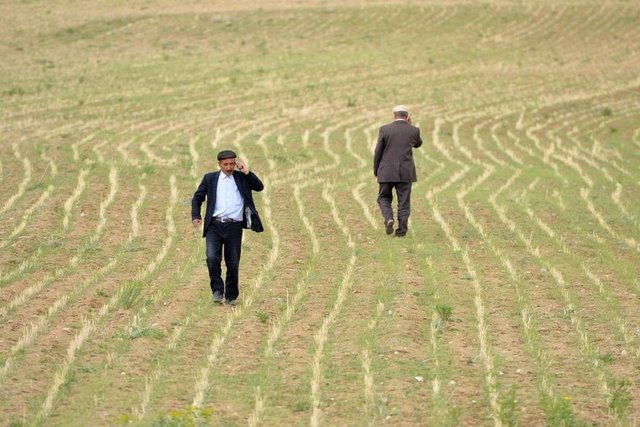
left=414, top=128, right=423, bottom=149
left=246, top=171, right=264, bottom=192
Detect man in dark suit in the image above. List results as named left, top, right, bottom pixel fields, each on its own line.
left=373, top=105, right=423, bottom=237
left=192, top=150, right=264, bottom=305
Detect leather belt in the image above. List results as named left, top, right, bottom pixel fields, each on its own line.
left=213, top=216, right=240, bottom=223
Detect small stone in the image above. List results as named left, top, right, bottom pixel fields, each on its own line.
left=415, top=376, right=424, bottom=382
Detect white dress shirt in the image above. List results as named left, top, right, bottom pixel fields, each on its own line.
left=212, top=173, right=244, bottom=221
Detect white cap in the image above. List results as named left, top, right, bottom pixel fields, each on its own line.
left=392, top=105, right=409, bottom=114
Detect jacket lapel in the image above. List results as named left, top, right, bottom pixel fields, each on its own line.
left=232, top=171, right=245, bottom=200
left=211, top=171, right=220, bottom=206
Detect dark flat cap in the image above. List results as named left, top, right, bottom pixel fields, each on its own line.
left=217, top=150, right=237, bottom=160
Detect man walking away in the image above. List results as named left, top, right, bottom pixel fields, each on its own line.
left=373, top=105, right=423, bottom=237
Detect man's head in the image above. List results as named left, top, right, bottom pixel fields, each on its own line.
left=392, top=105, right=409, bottom=120
left=217, top=150, right=237, bottom=176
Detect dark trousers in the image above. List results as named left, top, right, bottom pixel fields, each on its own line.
left=377, top=182, right=412, bottom=234
left=205, top=221, right=243, bottom=300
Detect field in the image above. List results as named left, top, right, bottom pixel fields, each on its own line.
left=1, top=0, right=640, bottom=425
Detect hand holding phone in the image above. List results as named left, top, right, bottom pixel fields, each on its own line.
left=235, top=160, right=249, bottom=175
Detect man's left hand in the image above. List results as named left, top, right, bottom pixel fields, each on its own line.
left=236, top=160, right=250, bottom=175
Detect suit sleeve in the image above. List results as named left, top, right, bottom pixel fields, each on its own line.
left=414, top=128, right=423, bottom=149
left=191, top=176, right=207, bottom=220
left=246, top=171, right=264, bottom=192
left=373, top=129, right=386, bottom=176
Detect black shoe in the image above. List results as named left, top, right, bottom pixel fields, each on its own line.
left=225, top=299, right=237, bottom=306
left=213, top=291, right=223, bottom=304
left=385, top=219, right=394, bottom=235
left=395, top=220, right=407, bottom=237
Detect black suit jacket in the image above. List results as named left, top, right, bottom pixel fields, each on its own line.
left=191, top=170, right=264, bottom=237
left=373, top=120, right=422, bottom=183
